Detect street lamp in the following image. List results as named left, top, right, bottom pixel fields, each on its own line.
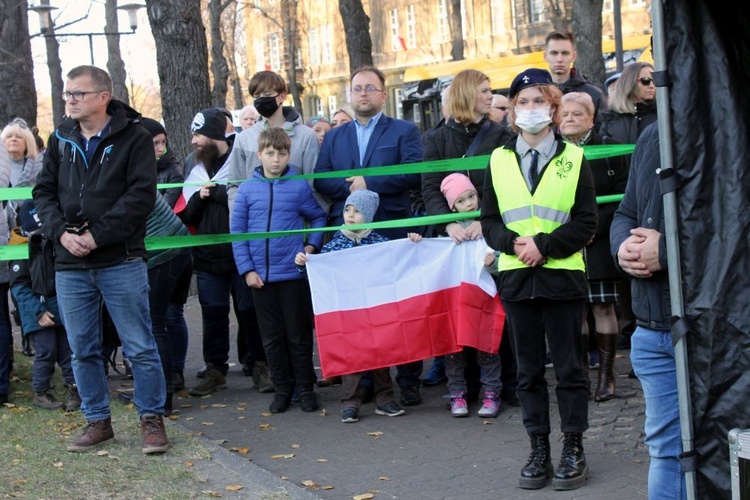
left=29, top=1, right=146, bottom=66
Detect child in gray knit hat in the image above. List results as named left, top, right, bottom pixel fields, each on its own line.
left=295, top=188, right=407, bottom=422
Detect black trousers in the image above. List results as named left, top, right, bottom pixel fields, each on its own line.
left=503, top=298, right=589, bottom=435
left=252, top=280, right=316, bottom=396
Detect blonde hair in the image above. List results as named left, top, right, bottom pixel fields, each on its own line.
left=561, top=92, right=595, bottom=117
left=1, top=120, right=38, bottom=159
left=608, top=62, right=655, bottom=114
left=447, top=69, right=490, bottom=124
left=508, top=85, right=563, bottom=133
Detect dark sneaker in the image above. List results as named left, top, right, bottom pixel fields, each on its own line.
left=33, top=391, right=65, bottom=410
left=140, top=414, right=170, bottom=454
left=67, top=418, right=115, bottom=452
left=375, top=401, right=406, bottom=417
left=241, top=362, right=252, bottom=376
left=251, top=361, right=274, bottom=393
left=341, top=407, right=359, bottom=423
left=64, top=385, right=82, bottom=412
left=316, top=375, right=342, bottom=387
left=299, top=392, right=318, bottom=412
left=172, top=370, right=185, bottom=391
left=188, top=365, right=226, bottom=397
left=400, top=386, right=422, bottom=406
left=269, top=393, right=291, bottom=413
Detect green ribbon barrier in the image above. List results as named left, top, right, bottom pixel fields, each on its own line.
left=0, top=144, right=634, bottom=202
left=0, top=190, right=624, bottom=261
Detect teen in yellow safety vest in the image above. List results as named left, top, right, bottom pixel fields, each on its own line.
left=480, top=68, right=597, bottom=492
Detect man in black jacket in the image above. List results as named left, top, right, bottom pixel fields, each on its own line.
left=33, top=65, right=168, bottom=454
left=545, top=30, right=608, bottom=126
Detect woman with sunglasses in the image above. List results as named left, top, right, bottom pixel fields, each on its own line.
left=598, top=62, right=657, bottom=146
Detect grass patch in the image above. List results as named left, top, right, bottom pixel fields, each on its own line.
left=0, top=348, right=273, bottom=499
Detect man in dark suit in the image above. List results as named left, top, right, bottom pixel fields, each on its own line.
left=314, top=65, right=423, bottom=240
left=313, top=65, right=424, bottom=405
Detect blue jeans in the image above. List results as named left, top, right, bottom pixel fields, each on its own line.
left=56, top=259, right=166, bottom=420
left=0, top=283, right=10, bottom=395
left=631, top=327, right=686, bottom=500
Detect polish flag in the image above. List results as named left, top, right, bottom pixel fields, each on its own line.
left=306, top=238, right=505, bottom=378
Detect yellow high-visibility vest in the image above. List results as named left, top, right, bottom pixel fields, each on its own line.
left=489, top=143, right=585, bottom=272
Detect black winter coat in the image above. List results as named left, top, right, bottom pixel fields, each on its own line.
left=33, top=99, right=156, bottom=270
left=156, top=150, right=184, bottom=208
left=422, top=117, right=512, bottom=233
left=598, top=100, right=658, bottom=145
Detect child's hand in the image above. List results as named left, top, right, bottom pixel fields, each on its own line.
left=245, top=271, right=264, bottom=289
left=464, top=221, right=483, bottom=240
left=484, top=252, right=496, bottom=267
left=294, top=252, right=309, bottom=266
left=38, top=311, right=55, bottom=328
left=407, top=232, right=422, bottom=242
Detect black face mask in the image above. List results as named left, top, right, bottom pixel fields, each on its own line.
left=254, top=96, right=280, bottom=118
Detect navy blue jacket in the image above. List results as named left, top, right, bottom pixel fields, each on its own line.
left=231, top=166, right=327, bottom=283
left=610, top=123, right=671, bottom=330
left=313, top=115, right=423, bottom=236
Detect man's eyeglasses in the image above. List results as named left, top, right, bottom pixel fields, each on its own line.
left=638, top=77, right=654, bottom=86
left=351, top=85, right=383, bottom=95
left=61, top=90, right=104, bottom=102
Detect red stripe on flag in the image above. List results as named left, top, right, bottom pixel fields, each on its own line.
left=314, top=282, right=504, bottom=377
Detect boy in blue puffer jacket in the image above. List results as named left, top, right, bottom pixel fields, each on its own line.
left=230, top=128, right=327, bottom=415
left=10, top=199, right=80, bottom=411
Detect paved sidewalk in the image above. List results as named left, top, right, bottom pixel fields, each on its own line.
left=124, top=296, right=649, bottom=499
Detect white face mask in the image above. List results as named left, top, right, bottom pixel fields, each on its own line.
left=515, top=107, right=553, bottom=134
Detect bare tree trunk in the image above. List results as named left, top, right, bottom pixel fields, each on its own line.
left=449, top=0, right=464, bottom=61
left=209, top=0, right=231, bottom=107
left=44, top=27, right=66, bottom=128
left=105, top=0, right=130, bottom=104
left=221, top=1, right=244, bottom=110
left=146, top=0, right=212, bottom=161
left=545, top=0, right=573, bottom=31
left=0, top=1, right=38, bottom=126
left=338, top=0, right=373, bottom=75
left=572, top=0, right=605, bottom=87
left=281, top=0, right=302, bottom=111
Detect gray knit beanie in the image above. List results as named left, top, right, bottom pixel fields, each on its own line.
left=344, top=189, right=379, bottom=223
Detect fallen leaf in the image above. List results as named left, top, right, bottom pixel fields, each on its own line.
left=316, top=458, right=328, bottom=462
left=52, top=462, right=63, bottom=468
left=185, top=461, right=194, bottom=467
left=202, top=422, right=215, bottom=426
left=291, top=444, right=300, bottom=449
left=229, top=447, right=250, bottom=455
left=179, top=404, right=193, bottom=408
left=95, top=451, right=108, bottom=456
left=366, top=432, right=383, bottom=438
left=270, top=454, right=295, bottom=459
left=378, top=476, right=390, bottom=481
left=167, top=415, right=181, bottom=420
left=211, top=404, right=227, bottom=408
left=481, top=420, right=493, bottom=425
left=235, top=407, right=246, bottom=411
left=320, top=408, right=327, bottom=416
left=213, top=439, right=228, bottom=444
left=201, top=490, right=221, bottom=497
left=261, top=412, right=272, bottom=417
left=302, top=480, right=319, bottom=489
left=225, top=484, right=243, bottom=491
left=353, top=493, right=374, bottom=500
left=199, top=404, right=209, bottom=409
left=322, top=485, right=334, bottom=490
left=14, top=444, right=24, bottom=452
left=259, top=423, right=271, bottom=431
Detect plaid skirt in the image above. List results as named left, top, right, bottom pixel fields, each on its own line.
left=587, top=279, right=620, bottom=304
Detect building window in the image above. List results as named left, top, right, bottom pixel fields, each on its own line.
left=309, top=27, right=320, bottom=66
left=322, top=24, right=334, bottom=63
left=460, top=0, right=468, bottom=39
left=328, top=96, right=337, bottom=117
left=413, top=102, right=421, bottom=125
left=390, top=8, right=401, bottom=51
left=603, top=0, right=614, bottom=11
left=406, top=5, right=417, bottom=49
left=268, top=33, right=281, bottom=71
left=490, top=0, right=504, bottom=34
left=296, top=47, right=302, bottom=69
left=394, top=88, right=404, bottom=120
left=529, top=0, right=546, bottom=24
left=437, top=0, right=449, bottom=42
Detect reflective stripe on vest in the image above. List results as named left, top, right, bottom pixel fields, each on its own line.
left=489, top=143, right=586, bottom=272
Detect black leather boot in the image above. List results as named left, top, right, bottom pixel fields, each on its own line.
left=519, top=433, right=553, bottom=489
left=595, top=332, right=618, bottom=401
left=552, top=432, right=588, bottom=490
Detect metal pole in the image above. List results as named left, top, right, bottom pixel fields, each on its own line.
left=88, top=34, right=94, bottom=65
left=650, top=1, right=697, bottom=498
left=613, top=0, right=624, bottom=71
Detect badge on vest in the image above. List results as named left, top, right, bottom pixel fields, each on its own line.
left=555, top=155, right=574, bottom=179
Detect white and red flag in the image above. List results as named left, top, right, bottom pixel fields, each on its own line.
left=173, top=160, right=231, bottom=219
left=306, top=238, right=505, bottom=377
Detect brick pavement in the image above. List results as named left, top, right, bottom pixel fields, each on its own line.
left=146, top=296, right=650, bottom=499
